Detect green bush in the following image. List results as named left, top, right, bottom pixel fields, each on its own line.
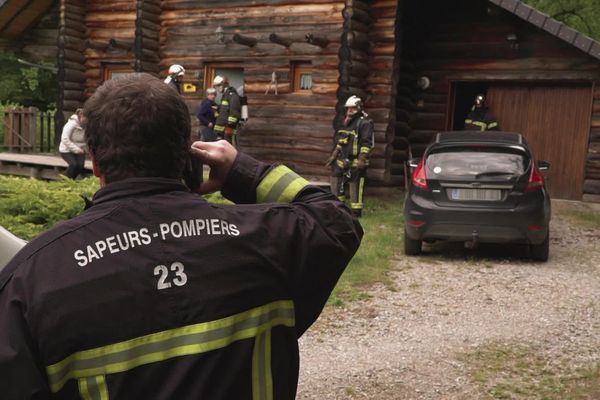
left=0, top=176, right=99, bottom=240
left=0, top=176, right=231, bottom=240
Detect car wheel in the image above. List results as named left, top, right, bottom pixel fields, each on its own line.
left=530, top=233, right=549, bottom=262
left=404, top=229, right=422, bottom=256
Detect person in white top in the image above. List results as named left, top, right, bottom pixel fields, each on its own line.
left=59, top=109, right=87, bottom=179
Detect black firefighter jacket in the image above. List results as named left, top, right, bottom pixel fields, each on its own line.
left=214, top=87, right=242, bottom=134
left=0, top=152, right=363, bottom=400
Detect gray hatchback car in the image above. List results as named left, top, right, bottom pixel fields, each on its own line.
left=404, top=131, right=551, bottom=261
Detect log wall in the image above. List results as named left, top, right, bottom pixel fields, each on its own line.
left=83, top=0, right=137, bottom=98
left=160, top=0, right=345, bottom=179
left=397, top=0, right=600, bottom=200
left=135, top=0, right=161, bottom=75
left=56, top=0, right=86, bottom=146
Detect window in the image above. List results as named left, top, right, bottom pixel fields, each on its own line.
left=204, top=64, right=245, bottom=99
left=426, top=148, right=527, bottom=179
left=292, top=61, right=313, bottom=92
left=103, top=63, right=134, bottom=81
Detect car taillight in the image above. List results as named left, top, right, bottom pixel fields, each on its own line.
left=526, top=163, right=544, bottom=192
left=412, top=158, right=429, bottom=190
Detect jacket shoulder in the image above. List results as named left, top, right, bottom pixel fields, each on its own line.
left=0, top=204, right=119, bottom=291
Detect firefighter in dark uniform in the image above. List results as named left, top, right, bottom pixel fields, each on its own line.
left=164, top=64, right=185, bottom=94
left=464, top=94, right=499, bottom=131
left=0, top=74, right=362, bottom=399
left=213, top=75, right=242, bottom=147
left=327, top=95, right=374, bottom=218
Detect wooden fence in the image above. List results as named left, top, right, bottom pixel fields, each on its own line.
left=1, top=107, right=56, bottom=153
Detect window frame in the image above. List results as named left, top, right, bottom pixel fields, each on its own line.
left=102, top=63, right=134, bottom=82
left=291, top=61, right=313, bottom=93
left=204, top=63, right=244, bottom=91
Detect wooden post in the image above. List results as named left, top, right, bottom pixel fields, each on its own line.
left=269, top=33, right=293, bottom=48
left=233, top=34, right=258, bottom=47
left=305, top=34, right=329, bottom=48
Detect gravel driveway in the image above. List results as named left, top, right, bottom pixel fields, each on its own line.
left=297, top=200, right=600, bottom=399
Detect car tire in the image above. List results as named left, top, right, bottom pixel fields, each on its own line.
left=404, top=229, right=422, bottom=256
left=530, top=233, right=549, bottom=262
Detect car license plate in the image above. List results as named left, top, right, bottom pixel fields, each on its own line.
left=447, top=188, right=502, bottom=201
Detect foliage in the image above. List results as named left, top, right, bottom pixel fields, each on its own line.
left=525, top=0, right=600, bottom=40
left=0, top=177, right=234, bottom=240
left=329, top=191, right=404, bottom=305
left=0, top=51, right=57, bottom=111
left=0, top=176, right=99, bottom=240
left=462, top=341, right=600, bottom=399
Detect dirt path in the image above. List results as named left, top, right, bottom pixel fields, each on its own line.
left=297, top=201, right=600, bottom=399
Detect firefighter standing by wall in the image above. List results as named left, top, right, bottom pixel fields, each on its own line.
left=327, top=95, right=374, bottom=218
left=0, top=74, right=362, bottom=399
left=213, top=75, right=242, bottom=146
left=464, top=94, right=499, bottom=131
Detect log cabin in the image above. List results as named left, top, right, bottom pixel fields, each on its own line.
left=1, top=0, right=600, bottom=201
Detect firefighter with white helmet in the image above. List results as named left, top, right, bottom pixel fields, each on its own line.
left=213, top=75, right=242, bottom=146
left=326, top=95, right=374, bottom=217
left=164, top=64, right=185, bottom=94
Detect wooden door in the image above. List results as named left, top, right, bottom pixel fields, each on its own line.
left=486, top=83, right=592, bottom=200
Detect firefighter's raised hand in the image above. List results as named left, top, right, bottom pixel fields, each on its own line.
left=190, top=140, right=238, bottom=194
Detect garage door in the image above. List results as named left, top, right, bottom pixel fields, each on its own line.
left=486, top=84, right=592, bottom=200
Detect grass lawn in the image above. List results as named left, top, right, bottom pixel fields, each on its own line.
left=329, top=190, right=405, bottom=305
left=461, top=342, right=600, bottom=400
left=559, top=207, right=600, bottom=230
left=0, top=176, right=405, bottom=305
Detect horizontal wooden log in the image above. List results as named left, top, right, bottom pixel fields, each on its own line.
left=110, top=38, right=134, bottom=50
left=233, top=34, right=258, bottom=47
left=583, top=179, right=600, bottom=195
left=86, top=39, right=109, bottom=51
left=343, top=7, right=373, bottom=25
left=60, top=48, right=86, bottom=64
left=343, top=31, right=370, bottom=51
left=305, top=34, right=329, bottom=48
left=62, top=100, right=83, bottom=111
left=269, top=33, right=293, bottom=48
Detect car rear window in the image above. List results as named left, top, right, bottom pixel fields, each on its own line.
left=426, top=147, right=528, bottom=178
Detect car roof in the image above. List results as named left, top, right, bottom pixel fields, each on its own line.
left=434, top=131, right=525, bottom=145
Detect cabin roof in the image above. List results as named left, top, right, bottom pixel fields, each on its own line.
left=0, top=0, right=55, bottom=39
left=489, top=0, right=600, bottom=61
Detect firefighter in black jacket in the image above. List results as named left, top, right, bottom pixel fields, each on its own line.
left=464, top=94, right=499, bottom=131
left=327, top=95, right=374, bottom=217
left=213, top=75, right=242, bottom=146
left=0, top=74, right=362, bottom=399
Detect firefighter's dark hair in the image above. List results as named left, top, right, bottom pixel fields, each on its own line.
left=84, top=73, right=191, bottom=183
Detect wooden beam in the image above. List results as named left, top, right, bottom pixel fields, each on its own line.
left=269, top=33, right=292, bottom=48
left=305, top=34, right=329, bottom=48
left=232, top=34, right=258, bottom=47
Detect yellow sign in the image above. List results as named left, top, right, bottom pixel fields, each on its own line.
left=183, top=83, right=197, bottom=93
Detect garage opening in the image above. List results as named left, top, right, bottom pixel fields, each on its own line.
left=450, top=82, right=592, bottom=200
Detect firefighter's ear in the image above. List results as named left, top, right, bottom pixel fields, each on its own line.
left=90, top=153, right=102, bottom=179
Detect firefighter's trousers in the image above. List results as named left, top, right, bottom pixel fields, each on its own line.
left=331, top=166, right=366, bottom=217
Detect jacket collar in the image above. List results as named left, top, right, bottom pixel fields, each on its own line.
left=91, top=177, right=190, bottom=206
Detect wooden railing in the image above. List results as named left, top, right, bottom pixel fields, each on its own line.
left=1, top=107, right=56, bottom=153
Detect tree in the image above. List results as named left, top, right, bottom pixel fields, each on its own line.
left=0, top=51, right=57, bottom=111
left=525, top=0, right=600, bottom=40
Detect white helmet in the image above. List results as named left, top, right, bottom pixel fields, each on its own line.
left=206, top=87, right=217, bottom=95
left=345, top=95, right=363, bottom=109
left=213, top=75, right=225, bottom=86
left=168, top=64, right=185, bottom=78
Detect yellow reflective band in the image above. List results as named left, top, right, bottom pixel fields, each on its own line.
left=488, top=122, right=498, bottom=129
left=338, top=195, right=346, bottom=202
left=78, top=375, right=108, bottom=400
left=228, top=116, right=239, bottom=123
left=350, top=203, right=363, bottom=209
left=336, top=159, right=346, bottom=168
left=338, top=138, right=349, bottom=144
left=214, top=125, right=225, bottom=132
left=252, top=329, right=273, bottom=400
left=465, top=119, right=473, bottom=124
left=221, top=100, right=230, bottom=106
left=360, top=147, right=370, bottom=154
left=46, top=301, right=295, bottom=393
left=256, top=166, right=310, bottom=204
left=358, top=177, right=365, bottom=205
left=337, top=129, right=356, bottom=136
left=466, top=120, right=488, bottom=131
